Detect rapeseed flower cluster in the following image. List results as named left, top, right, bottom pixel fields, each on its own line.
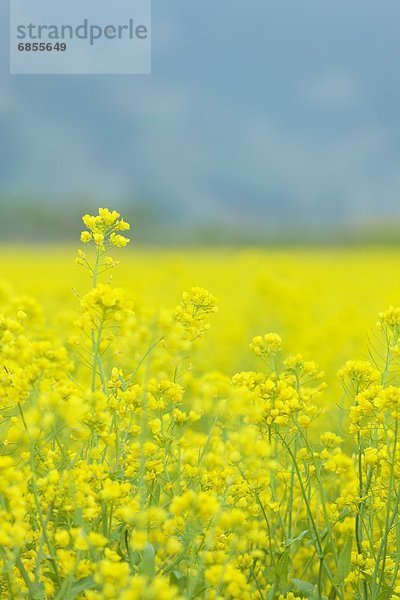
left=1, top=208, right=400, bottom=599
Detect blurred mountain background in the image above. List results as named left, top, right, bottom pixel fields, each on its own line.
left=1, top=0, right=400, bottom=243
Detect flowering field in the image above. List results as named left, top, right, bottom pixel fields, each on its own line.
left=2, top=209, right=400, bottom=599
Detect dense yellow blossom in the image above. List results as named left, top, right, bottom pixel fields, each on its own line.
left=1, top=208, right=400, bottom=599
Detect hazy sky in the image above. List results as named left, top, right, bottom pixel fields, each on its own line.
left=1, top=1, right=400, bottom=229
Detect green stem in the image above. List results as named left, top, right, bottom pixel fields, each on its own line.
left=373, top=419, right=399, bottom=598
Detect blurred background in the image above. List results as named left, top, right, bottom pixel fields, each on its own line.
left=1, top=0, right=400, bottom=244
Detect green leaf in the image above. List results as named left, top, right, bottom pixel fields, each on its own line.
left=333, top=535, right=352, bottom=585
left=139, top=542, right=156, bottom=577
left=70, top=576, right=96, bottom=597
left=277, top=551, right=290, bottom=582
left=285, top=529, right=309, bottom=547
left=30, top=582, right=45, bottom=600
left=396, top=519, right=400, bottom=557
left=153, top=483, right=161, bottom=504
left=378, top=589, right=394, bottom=600
left=170, top=569, right=187, bottom=591
left=292, top=578, right=316, bottom=596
